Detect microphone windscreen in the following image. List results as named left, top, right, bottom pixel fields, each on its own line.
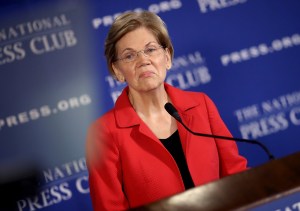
left=164, top=103, right=182, bottom=122
left=164, top=103, right=176, bottom=115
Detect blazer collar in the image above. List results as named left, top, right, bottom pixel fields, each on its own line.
left=114, top=83, right=199, bottom=128
left=114, top=86, right=140, bottom=128
left=164, top=83, right=199, bottom=113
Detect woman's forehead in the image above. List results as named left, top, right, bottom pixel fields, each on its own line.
left=115, top=27, right=158, bottom=51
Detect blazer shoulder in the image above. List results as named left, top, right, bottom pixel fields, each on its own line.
left=88, top=107, right=116, bottom=131
left=184, top=90, right=211, bottom=104
left=186, top=90, right=207, bottom=98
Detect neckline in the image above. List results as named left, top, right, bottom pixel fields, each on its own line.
left=159, top=130, right=178, bottom=141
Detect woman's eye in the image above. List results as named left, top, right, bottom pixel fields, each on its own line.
left=124, top=53, right=135, bottom=60
left=145, top=47, right=156, bottom=54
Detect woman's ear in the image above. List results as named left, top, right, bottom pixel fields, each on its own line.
left=165, top=48, right=172, bottom=70
left=112, top=63, right=125, bottom=82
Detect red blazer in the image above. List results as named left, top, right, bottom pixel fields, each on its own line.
left=86, top=83, right=247, bottom=211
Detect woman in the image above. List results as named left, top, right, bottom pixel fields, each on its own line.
left=86, top=11, right=247, bottom=211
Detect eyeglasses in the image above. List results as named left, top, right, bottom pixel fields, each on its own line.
left=115, top=45, right=165, bottom=63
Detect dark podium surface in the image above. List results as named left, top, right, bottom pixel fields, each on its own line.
left=131, top=152, right=300, bottom=211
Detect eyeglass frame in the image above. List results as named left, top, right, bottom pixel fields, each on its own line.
left=113, top=44, right=166, bottom=63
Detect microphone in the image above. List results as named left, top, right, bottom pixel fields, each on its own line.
left=164, top=102, right=275, bottom=160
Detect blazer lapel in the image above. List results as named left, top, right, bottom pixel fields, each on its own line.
left=164, top=83, right=200, bottom=157
left=114, top=87, right=162, bottom=144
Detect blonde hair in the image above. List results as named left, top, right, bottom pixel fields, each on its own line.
left=104, top=11, right=174, bottom=78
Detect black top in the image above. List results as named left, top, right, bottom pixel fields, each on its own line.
left=159, top=130, right=195, bottom=190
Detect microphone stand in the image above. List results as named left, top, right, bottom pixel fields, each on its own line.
left=164, top=102, right=275, bottom=161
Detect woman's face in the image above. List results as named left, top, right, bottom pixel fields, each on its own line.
left=112, top=27, right=172, bottom=93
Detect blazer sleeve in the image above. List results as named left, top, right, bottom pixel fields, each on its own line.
left=202, top=94, right=248, bottom=177
left=86, top=119, right=129, bottom=211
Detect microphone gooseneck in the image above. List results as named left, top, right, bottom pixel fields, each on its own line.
left=164, top=102, right=275, bottom=160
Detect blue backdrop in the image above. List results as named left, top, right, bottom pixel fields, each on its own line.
left=0, top=0, right=299, bottom=210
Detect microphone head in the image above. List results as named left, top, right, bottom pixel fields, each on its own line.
left=164, top=102, right=176, bottom=114
left=164, top=103, right=182, bottom=122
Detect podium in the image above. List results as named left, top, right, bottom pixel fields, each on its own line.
left=130, top=152, right=300, bottom=211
